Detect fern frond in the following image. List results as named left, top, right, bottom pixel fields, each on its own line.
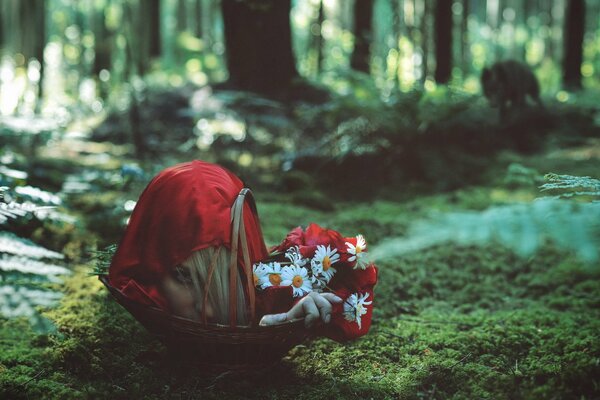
left=0, top=232, right=64, bottom=260
left=0, top=254, right=70, bottom=282
left=0, top=284, right=63, bottom=316
left=372, top=199, right=600, bottom=264
left=540, top=174, right=600, bottom=199
left=0, top=186, right=60, bottom=224
left=14, top=185, right=62, bottom=205
left=90, top=244, right=118, bottom=276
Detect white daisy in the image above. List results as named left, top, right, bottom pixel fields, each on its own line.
left=343, top=292, right=372, bottom=330
left=310, top=245, right=339, bottom=283
left=252, top=262, right=269, bottom=288
left=261, top=262, right=283, bottom=288
left=346, top=234, right=369, bottom=270
left=285, top=246, right=308, bottom=268
left=281, top=265, right=312, bottom=297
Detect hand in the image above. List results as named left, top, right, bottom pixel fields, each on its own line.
left=259, top=292, right=343, bottom=328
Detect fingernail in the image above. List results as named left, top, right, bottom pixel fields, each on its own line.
left=324, top=315, right=331, bottom=323
left=333, top=295, right=343, bottom=303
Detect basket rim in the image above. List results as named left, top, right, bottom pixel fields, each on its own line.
left=99, top=274, right=307, bottom=332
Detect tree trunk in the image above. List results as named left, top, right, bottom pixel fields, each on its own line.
left=545, top=0, right=554, bottom=60
left=193, top=0, right=203, bottom=38
left=460, top=0, right=469, bottom=75
left=149, top=0, right=161, bottom=58
left=221, top=0, right=298, bottom=94
left=315, top=0, right=325, bottom=76
left=0, top=2, right=5, bottom=56
left=391, top=0, right=403, bottom=88
left=14, top=0, right=45, bottom=109
left=420, top=0, right=429, bottom=83
left=34, top=0, right=45, bottom=108
left=93, top=2, right=112, bottom=76
left=177, top=0, right=187, bottom=32
left=563, top=0, right=584, bottom=90
left=123, top=1, right=147, bottom=158
left=434, top=0, right=452, bottom=84
left=350, top=0, right=374, bottom=73
left=521, top=0, right=531, bottom=61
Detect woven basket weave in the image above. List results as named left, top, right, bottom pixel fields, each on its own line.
left=101, top=188, right=308, bottom=371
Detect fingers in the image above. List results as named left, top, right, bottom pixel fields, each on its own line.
left=259, top=312, right=287, bottom=326
left=301, top=296, right=320, bottom=328
left=320, top=292, right=343, bottom=304
left=285, top=299, right=307, bottom=321
left=263, top=292, right=344, bottom=329
left=310, top=292, right=333, bottom=324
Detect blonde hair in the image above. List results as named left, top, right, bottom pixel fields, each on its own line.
left=181, top=246, right=249, bottom=325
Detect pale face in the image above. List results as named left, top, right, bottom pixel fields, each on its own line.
left=160, top=264, right=214, bottom=321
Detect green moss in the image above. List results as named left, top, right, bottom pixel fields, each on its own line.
left=2, top=150, right=600, bottom=399
left=3, top=238, right=598, bottom=399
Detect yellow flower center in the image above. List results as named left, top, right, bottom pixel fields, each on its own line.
left=355, top=245, right=363, bottom=254
left=269, top=273, right=281, bottom=286
left=292, top=275, right=303, bottom=288
left=322, top=256, right=331, bottom=271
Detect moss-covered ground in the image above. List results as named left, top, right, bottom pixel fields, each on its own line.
left=1, top=148, right=599, bottom=399
left=1, top=86, right=600, bottom=399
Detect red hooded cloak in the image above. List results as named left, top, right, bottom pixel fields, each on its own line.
left=108, top=160, right=268, bottom=310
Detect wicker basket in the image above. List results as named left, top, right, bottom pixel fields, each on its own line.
left=101, top=188, right=308, bottom=371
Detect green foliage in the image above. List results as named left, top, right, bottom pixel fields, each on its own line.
left=372, top=198, right=600, bottom=264
left=540, top=173, right=600, bottom=200
left=90, top=245, right=118, bottom=276
left=503, top=163, right=543, bottom=188
left=2, top=237, right=599, bottom=399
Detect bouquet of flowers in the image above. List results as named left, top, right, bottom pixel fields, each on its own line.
left=253, top=223, right=378, bottom=340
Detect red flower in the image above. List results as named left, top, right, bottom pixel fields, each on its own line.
left=271, top=226, right=304, bottom=253
left=304, top=223, right=345, bottom=248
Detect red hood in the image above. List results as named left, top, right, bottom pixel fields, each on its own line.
left=108, top=160, right=268, bottom=309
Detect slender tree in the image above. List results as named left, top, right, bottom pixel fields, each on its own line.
left=123, top=0, right=149, bottom=158
left=221, top=0, right=298, bottom=94
left=193, top=0, right=203, bottom=38
left=93, top=2, right=113, bottom=77
left=33, top=0, right=45, bottom=104
left=350, top=0, right=374, bottom=73
left=545, top=0, right=554, bottom=60
left=434, top=0, right=452, bottom=84
left=13, top=0, right=46, bottom=108
left=420, top=0, right=430, bottom=83
left=0, top=2, right=5, bottom=56
left=390, top=0, right=403, bottom=88
left=315, top=0, right=325, bottom=75
left=521, top=0, right=532, bottom=61
left=460, top=0, right=470, bottom=75
left=563, top=0, right=585, bottom=90
left=177, top=0, right=187, bottom=32
left=149, top=0, right=161, bottom=58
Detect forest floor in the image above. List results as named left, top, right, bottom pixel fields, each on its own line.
left=0, top=84, right=599, bottom=399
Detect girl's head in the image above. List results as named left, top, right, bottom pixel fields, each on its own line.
left=108, top=160, right=268, bottom=324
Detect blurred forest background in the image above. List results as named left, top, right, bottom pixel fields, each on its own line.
left=1, top=0, right=599, bottom=399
